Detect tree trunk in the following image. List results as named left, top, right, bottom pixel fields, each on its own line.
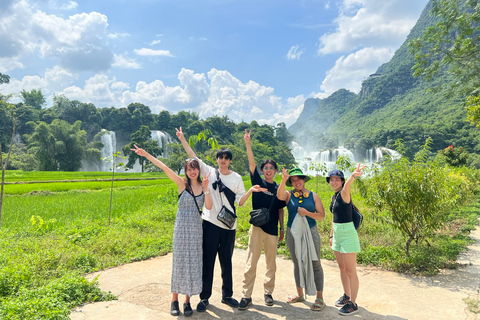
left=405, top=235, right=414, bottom=257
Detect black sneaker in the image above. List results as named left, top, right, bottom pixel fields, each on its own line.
left=170, top=301, right=180, bottom=316
left=335, top=293, right=350, bottom=307
left=238, top=297, right=252, bottom=310
left=196, top=299, right=209, bottom=312
left=183, top=302, right=193, bottom=317
left=264, top=294, right=274, bottom=306
left=339, top=301, right=358, bottom=316
left=221, top=297, right=239, bottom=308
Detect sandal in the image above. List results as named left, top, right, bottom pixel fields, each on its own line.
left=310, top=298, right=326, bottom=311
left=286, top=294, right=305, bottom=303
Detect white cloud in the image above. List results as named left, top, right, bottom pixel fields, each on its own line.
left=149, top=40, right=161, bottom=45
left=318, top=0, right=425, bottom=55
left=112, top=54, right=141, bottom=69
left=320, top=47, right=394, bottom=94
left=49, top=0, right=78, bottom=10
left=0, top=1, right=114, bottom=73
left=108, top=32, right=130, bottom=39
left=134, top=48, right=174, bottom=57
left=286, top=45, right=306, bottom=60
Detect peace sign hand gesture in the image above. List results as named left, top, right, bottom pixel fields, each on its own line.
left=202, top=172, right=211, bottom=190
left=352, top=163, right=367, bottom=179
left=244, top=129, right=252, bottom=144
left=175, top=127, right=185, bottom=141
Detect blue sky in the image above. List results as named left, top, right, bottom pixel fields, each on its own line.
left=0, top=0, right=428, bottom=126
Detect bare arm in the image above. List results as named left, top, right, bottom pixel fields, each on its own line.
left=131, top=145, right=185, bottom=192
left=341, top=163, right=366, bottom=203
left=297, top=192, right=325, bottom=221
left=277, top=167, right=291, bottom=202
left=244, top=129, right=256, bottom=174
left=175, top=127, right=197, bottom=159
left=239, top=185, right=268, bottom=206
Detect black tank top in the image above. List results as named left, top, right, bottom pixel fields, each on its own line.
left=330, top=191, right=353, bottom=224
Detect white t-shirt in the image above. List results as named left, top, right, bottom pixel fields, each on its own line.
left=199, top=158, right=246, bottom=230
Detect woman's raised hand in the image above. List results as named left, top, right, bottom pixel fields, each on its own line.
left=175, top=127, right=184, bottom=141
left=352, top=163, right=367, bottom=179
left=244, top=129, right=251, bottom=143
left=202, top=172, right=211, bottom=190
left=281, top=167, right=290, bottom=182
left=130, top=144, right=147, bottom=157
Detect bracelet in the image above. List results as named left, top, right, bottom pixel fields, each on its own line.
left=205, top=191, right=210, bottom=195
left=280, top=227, right=284, bottom=231
left=329, top=235, right=333, bottom=238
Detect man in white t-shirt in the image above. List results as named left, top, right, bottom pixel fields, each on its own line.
left=176, top=127, right=266, bottom=313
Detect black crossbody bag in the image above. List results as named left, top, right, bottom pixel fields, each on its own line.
left=249, top=188, right=276, bottom=227
left=213, top=169, right=237, bottom=229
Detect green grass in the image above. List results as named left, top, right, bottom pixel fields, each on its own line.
left=0, top=169, right=478, bottom=319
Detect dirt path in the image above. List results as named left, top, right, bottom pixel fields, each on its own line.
left=70, top=222, right=480, bottom=320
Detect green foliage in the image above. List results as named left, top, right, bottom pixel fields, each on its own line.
left=440, top=144, right=470, bottom=166
left=409, top=0, right=480, bottom=128
left=20, top=89, right=46, bottom=110
left=122, top=125, right=162, bottom=172
left=28, top=120, right=89, bottom=171
left=363, top=138, right=473, bottom=256
left=157, top=143, right=188, bottom=174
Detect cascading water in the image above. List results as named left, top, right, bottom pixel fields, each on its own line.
left=100, top=130, right=117, bottom=172
left=150, top=130, right=175, bottom=157
left=291, top=142, right=399, bottom=176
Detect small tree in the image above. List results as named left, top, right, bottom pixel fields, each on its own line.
left=364, top=138, right=466, bottom=256
left=101, top=151, right=127, bottom=226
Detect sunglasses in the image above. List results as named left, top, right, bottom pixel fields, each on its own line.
left=185, top=157, right=198, bottom=162
left=263, top=166, right=276, bottom=171
left=217, top=155, right=231, bottom=160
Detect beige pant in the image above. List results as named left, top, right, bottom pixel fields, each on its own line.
left=241, top=225, right=279, bottom=298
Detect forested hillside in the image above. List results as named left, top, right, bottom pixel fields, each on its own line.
left=290, top=0, right=480, bottom=164
left=0, top=94, right=295, bottom=174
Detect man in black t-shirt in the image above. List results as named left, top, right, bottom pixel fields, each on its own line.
left=239, top=130, right=286, bottom=310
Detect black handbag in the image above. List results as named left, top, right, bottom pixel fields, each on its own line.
left=352, top=204, right=363, bottom=230
left=249, top=189, right=276, bottom=227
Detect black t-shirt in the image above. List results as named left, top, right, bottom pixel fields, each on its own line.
left=251, top=166, right=286, bottom=236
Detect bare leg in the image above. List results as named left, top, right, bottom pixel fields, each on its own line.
left=334, top=251, right=351, bottom=297
left=343, top=252, right=359, bottom=304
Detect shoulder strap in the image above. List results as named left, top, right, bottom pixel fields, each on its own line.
left=187, top=189, right=203, bottom=215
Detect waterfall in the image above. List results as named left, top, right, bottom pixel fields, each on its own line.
left=100, top=130, right=117, bottom=172
left=13, top=133, right=22, bottom=144
left=290, top=142, right=400, bottom=176
left=365, top=148, right=384, bottom=162
left=380, top=147, right=401, bottom=160
left=150, top=130, right=175, bottom=157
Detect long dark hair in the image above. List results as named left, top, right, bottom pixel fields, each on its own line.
left=184, top=159, right=202, bottom=192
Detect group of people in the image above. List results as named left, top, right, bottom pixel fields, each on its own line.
left=131, top=128, right=365, bottom=317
